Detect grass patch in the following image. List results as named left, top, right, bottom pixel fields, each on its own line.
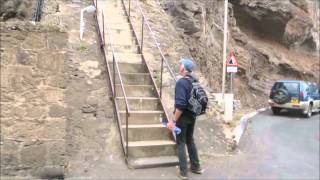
left=79, top=41, right=88, bottom=53
left=84, top=0, right=92, bottom=6
left=228, top=112, right=244, bottom=128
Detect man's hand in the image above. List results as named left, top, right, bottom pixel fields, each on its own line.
left=167, top=120, right=176, bottom=130
left=167, top=108, right=182, bottom=130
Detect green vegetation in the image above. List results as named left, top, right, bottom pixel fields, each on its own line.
left=84, top=0, right=92, bottom=6
left=229, top=112, right=244, bottom=128
left=79, top=41, right=88, bottom=53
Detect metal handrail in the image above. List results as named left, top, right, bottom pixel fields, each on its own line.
left=122, top=0, right=177, bottom=99
left=103, top=13, right=131, bottom=158
left=121, top=0, right=177, bottom=139
left=104, top=20, right=131, bottom=114
left=135, top=3, right=177, bottom=82
left=33, top=0, right=44, bottom=22
left=93, top=0, right=130, bottom=160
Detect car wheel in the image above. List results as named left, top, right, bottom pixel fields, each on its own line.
left=272, top=107, right=281, bottom=115
left=305, top=104, right=313, bottom=118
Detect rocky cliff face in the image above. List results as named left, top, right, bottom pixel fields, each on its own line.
left=161, top=0, right=319, bottom=108
left=0, top=0, right=36, bottom=21
left=231, top=0, right=319, bottom=54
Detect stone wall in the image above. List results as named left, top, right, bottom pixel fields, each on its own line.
left=0, top=21, right=67, bottom=178
left=1, top=0, right=121, bottom=178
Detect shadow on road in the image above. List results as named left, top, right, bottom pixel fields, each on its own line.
left=270, top=109, right=320, bottom=119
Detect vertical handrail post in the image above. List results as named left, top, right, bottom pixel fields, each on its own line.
left=160, top=57, right=164, bottom=99
left=222, top=0, right=228, bottom=97
left=95, top=0, right=98, bottom=18
left=113, top=55, right=116, bottom=98
left=141, top=16, right=144, bottom=53
left=126, top=109, right=129, bottom=157
left=128, top=0, right=131, bottom=18
left=102, top=11, right=105, bottom=46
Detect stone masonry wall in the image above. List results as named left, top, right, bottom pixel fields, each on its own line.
left=0, top=22, right=67, bottom=178
left=1, top=0, right=122, bottom=178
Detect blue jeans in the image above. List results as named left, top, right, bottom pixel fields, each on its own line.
left=176, top=114, right=200, bottom=176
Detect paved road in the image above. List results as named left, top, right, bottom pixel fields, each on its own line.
left=237, top=109, right=320, bottom=179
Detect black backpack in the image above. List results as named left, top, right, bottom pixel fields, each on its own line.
left=185, top=77, right=208, bottom=116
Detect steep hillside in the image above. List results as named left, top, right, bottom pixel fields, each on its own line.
left=160, top=0, right=320, bottom=109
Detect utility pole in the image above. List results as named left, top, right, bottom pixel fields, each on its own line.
left=221, top=0, right=228, bottom=97
left=316, top=0, right=320, bottom=55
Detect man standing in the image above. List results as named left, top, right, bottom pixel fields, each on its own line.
left=168, top=58, right=203, bottom=179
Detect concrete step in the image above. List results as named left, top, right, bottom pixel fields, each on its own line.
left=122, top=124, right=171, bottom=141
left=103, top=25, right=129, bottom=35
left=106, top=44, right=138, bottom=53
left=105, top=15, right=128, bottom=24
left=108, top=25, right=131, bottom=32
left=99, top=0, right=122, bottom=8
left=107, top=22, right=132, bottom=30
left=115, top=72, right=153, bottom=85
left=99, top=6, right=124, bottom=14
left=128, top=156, right=179, bottom=169
left=97, top=10, right=126, bottom=20
left=127, top=140, right=176, bottom=158
left=104, top=31, right=136, bottom=47
left=107, top=53, right=142, bottom=63
left=106, top=22, right=131, bottom=31
left=109, top=28, right=134, bottom=38
left=128, top=140, right=175, bottom=147
left=97, top=1, right=124, bottom=13
left=115, top=85, right=156, bottom=97
left=106, top=52, right=142, bottom=64
left=119, top=110, right=163, bottom=125
left=117, top=97, right=161, bottom=111
left=143, top=51, right=161, bottom=62
left=110, top=62, right=148, bottom=73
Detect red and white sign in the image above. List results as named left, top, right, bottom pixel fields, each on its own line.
left=226, top=52, right=239, bottom=67
left=226, top=52, right=239, bottom=73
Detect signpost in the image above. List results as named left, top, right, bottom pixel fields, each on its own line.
left=226, top=52, right=239, bottom=72
left=221, top=0, right=228, bottom=97
left=226, top=52, right=239, bottom=93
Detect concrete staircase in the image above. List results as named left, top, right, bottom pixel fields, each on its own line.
left=96, top=0, right=178, bottom=168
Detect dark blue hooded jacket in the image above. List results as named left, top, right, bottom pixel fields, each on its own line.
left=174, top=75, right=198, bottom=121
left=175, top=77, right=192, bottom=111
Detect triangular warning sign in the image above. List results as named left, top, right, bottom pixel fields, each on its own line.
left=226, top=52, right=239, bottom=67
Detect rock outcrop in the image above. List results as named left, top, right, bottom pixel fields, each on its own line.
left=231, top=0, right=319, bottom=53
left=0, top=0, right=36, bottom=21
left=161, top=0, right=319, bottom=108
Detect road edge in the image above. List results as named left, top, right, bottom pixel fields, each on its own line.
left=232, top=107, right=270, bottom=146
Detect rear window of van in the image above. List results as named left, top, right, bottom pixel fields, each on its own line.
left=273, top=82, right=299, bottom=94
